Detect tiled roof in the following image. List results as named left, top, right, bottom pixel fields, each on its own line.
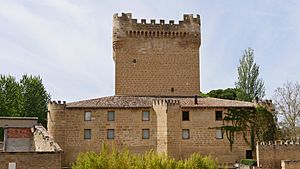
left=67, top=96, right=153, bottom=108
left=66, top=96, right=254, bottom=108
left=180, top=97, right=254, bottom=108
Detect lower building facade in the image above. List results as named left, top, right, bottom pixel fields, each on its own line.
left=0, top=117, right=62, bottom=169
left=48, top=96, right=255, bottom=167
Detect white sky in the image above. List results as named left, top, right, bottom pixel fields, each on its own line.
left=0, top=0, right=300, bottom=102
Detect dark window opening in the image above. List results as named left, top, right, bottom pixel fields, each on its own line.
left=171, top=88, right=174, bottom=92
left=182, top=111, right=189, bottom=121
left=133, top=59, right=136, bottom=64
left=215, top=111, right=223, bottom=121
left=246, top=150, right=253, bottom=159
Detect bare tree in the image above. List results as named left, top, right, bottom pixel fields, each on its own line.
left=273, top=81, right=300, bottom=139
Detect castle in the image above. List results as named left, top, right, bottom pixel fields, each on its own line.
left=47, top=13, right=256, bottom=168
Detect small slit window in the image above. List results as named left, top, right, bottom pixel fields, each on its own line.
left=171, top=87, right=174, bottom=92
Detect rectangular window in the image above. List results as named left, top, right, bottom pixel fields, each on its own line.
left=107, top=129, right=115, bottom=139
left=215, top=111, right=223, bottom=121
left=246, top=150, right=253, bottom=159
left=142, top=111, right=150, bottom=121
left=182, top=129, right=190, bottom=139
left=108, top=111, right=115, bottom=121
left=142, top=129, right=150, bottom=139
left=215, top=129, right=223, bottom=139
left=84, top=129, right=91, bottom=140
left=84, top=111, right=92, bottom=121
left=8, top=162, right=16, bottom=169
left=182, top=111, right=189, bottom=121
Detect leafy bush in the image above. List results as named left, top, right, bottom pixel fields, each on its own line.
left=240, top=159, right=257, bottom=166
left=72, top=144, right=219, bottom=169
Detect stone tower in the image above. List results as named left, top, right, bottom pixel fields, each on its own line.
left=113, top=13, right=201, bottom=96
left=47, top=101, right=67, bottom=164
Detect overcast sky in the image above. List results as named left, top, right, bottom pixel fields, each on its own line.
left=0, top=0, right=300, bottom=102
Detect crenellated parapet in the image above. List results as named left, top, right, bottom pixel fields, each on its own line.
left=48, top=100, right=66, bottom=110
left=113, top=13, right=200, bottom=42
left=152, top=99, right=180, bottom=111
left=257, top=139, right=300, bottom=146
left=253, top=99, right=275, bottom=112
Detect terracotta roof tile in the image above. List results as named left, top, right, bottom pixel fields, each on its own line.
left=66, top=96, right=254, bottom=109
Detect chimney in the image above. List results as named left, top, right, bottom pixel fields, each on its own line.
left=194, top=95, right=198, bottom=104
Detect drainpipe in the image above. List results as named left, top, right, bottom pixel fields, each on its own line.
left=3, top=125, right=8, bottom=152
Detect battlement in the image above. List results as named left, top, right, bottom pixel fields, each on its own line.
left=153, top=99, right=180, bottom=107
left=48, top=100, right=66, bottom=110
left=258, top=140, right=300, bottom=146
left=113, top=13, right=200, bottom=26
left=113, top=13, right=200, bottom=41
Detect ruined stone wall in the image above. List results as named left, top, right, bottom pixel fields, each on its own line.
left=257, top=142, right=300, bottom=169
left=113, top=13, right=200, bottom=96
left=0, top=152, right=61, bottom=169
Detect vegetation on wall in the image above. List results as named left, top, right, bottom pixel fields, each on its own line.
left=221, top=106, right=276, bottom=151
left=72, top=144, right=219, bottom=169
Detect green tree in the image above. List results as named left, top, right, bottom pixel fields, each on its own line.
left=0, top=75, right=23, bottom=141
left=255, top=106, right=276, bottom=142
left=20, top=74, right=50, bottom=127
left=221, top=106, right=276, bottom=151
left=0, top=75, right=23, bottom=116
left=235, top=48, right=265, bottom=101
left=207, top=88, right=238, bottom=100
left=0, top=74, right=50, bottom=141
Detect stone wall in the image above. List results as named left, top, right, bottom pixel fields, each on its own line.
left=257, top=142, right=300, bottom=169
left=50, top=106, right=157, bottom=167
left=0, top=152, right=61, bottom=169
left=113, top=13, right=201, bottom=96
left=281, top=160, right=300, bottom=169
left=48, top=100, right=252, bottom=167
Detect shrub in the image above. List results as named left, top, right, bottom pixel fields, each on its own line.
left=72, top=144, right=219, bottom=169
left=240, top=159, right=257, bottom=166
